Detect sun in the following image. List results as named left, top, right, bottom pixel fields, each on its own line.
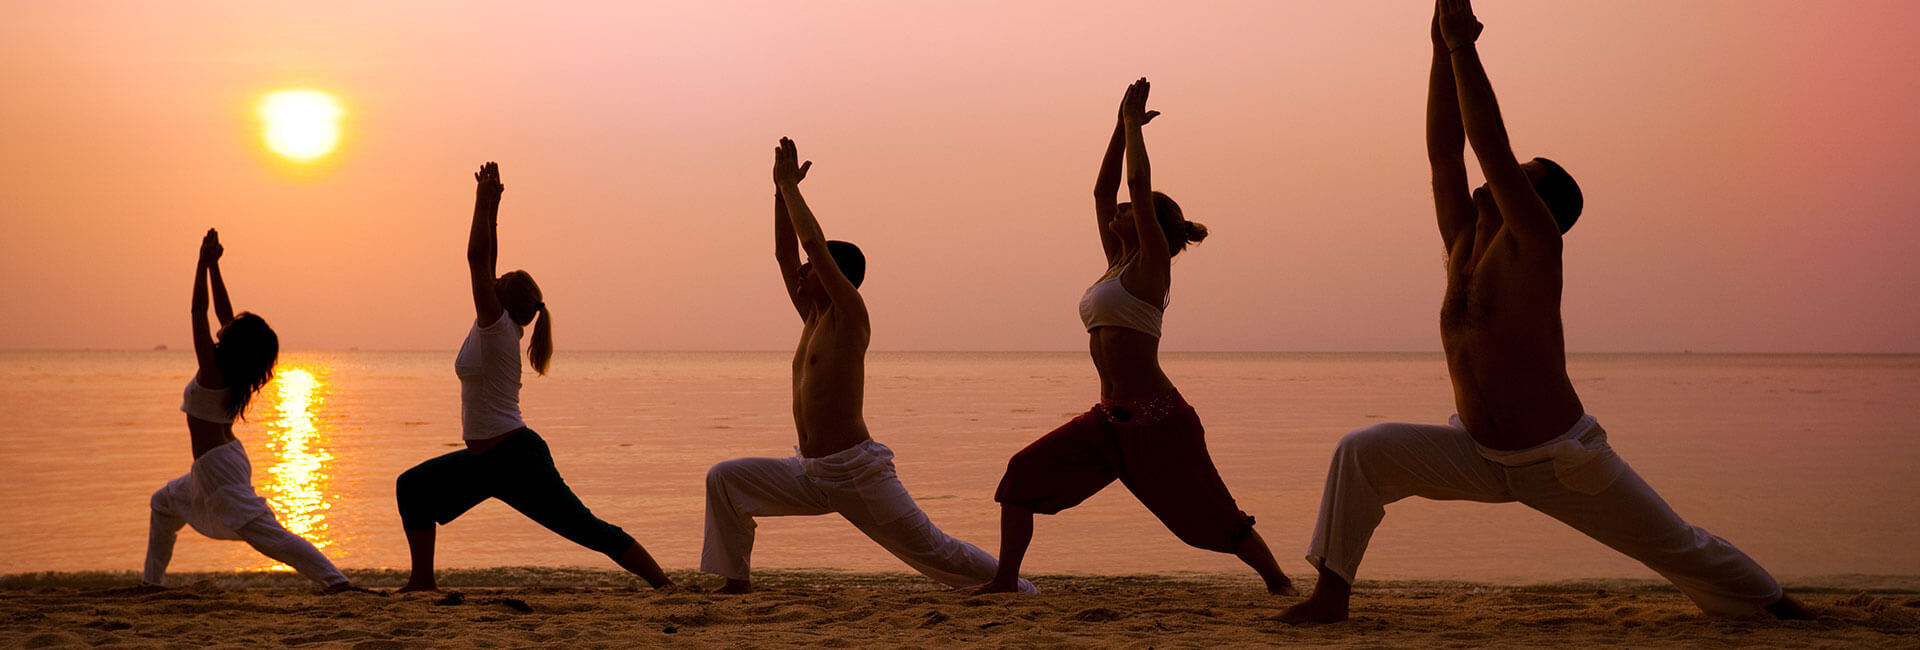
left=258, top=90, right=343, bottom=161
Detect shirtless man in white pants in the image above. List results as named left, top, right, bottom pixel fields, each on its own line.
left=1277, top=0, right=1810, bottom=623
left=701, top=138, right=1030, bottom=594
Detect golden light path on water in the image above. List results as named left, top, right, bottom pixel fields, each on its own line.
left=252, top=365, right=337, bottom=571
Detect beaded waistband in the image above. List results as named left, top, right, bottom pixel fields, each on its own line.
left=1097, top=390, right=1188, bottom=425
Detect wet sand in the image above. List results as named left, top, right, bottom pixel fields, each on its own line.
left=4, top=569, right=1917, bottom=648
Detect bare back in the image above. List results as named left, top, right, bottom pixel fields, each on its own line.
left=1440, top=231, right=1584, bottom=450
left=792, top=299, right=872, bottom=458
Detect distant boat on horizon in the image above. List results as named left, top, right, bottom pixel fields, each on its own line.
left=153, top=344, right=167, bottom=351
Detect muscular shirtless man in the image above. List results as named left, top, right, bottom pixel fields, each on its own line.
left=1277, top=0, right=1810, bottom=623
left=700, top=138, right=1030, bottom=594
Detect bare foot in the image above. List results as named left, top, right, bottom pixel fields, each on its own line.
left=1274, top=567, right=1351, bottom=624
left=323, top=583, right=386, bottom=596
left=715, top=579, right=752, bottom=595
left=395, top=581, right=438, bottom=594
left=1273, top=590, right=1348, bottom=624
left=1267, top=576, right=1300, bottom=597
left=1765, top=594, right=1815, bottom=620
left=971, top=578, right=1025, bottom=595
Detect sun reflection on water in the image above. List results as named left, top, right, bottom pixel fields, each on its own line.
left=254, top=365, right=337, bottom=571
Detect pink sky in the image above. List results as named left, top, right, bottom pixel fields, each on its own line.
left=3, top=1, right=1916, bottom=352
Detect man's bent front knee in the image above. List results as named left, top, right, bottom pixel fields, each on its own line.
left=1333, top=423, right=1419, bottom=462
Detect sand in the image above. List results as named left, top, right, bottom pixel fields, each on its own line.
left=3, top=569, right=1917, bottom=648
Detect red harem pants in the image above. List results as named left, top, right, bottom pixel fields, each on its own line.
left=993, top=392, right=1255, bottom=553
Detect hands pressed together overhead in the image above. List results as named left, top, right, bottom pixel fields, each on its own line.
left=1119, top=77, right=1159, bottom=126
left=474, top=161, right=504, bottom=199
left=1436, top=0, right=1483, bottom=52
left=773, top=137, right=813, bottom=187
left=199, top=228, right=223, bottom=264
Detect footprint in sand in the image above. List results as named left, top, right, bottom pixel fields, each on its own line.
left=1067, top=607, right=1126, bottom=622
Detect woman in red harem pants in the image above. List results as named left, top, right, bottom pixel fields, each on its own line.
left=974, top=79, right=1296, bottom=596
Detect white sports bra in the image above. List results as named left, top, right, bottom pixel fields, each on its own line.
left=1079, top=270, right=1166, bottom=338
left=181, top=379, right=238, bottom=424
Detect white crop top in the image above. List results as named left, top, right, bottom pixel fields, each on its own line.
left=456, top=311, right=527, bottom=441
left=181, top=379, right=238, bottom=424
left=1079, top=272, right=1166, bottom=338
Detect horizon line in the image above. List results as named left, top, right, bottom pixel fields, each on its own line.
left=7, top=348, right=1919, bottom=356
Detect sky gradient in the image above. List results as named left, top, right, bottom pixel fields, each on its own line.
left=4, top=1, right=1916, bottom=352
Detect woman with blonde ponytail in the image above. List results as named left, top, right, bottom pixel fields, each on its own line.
left=976, top=80, right=1292, bottom=595
left=394, top=162, right=672, bottom=592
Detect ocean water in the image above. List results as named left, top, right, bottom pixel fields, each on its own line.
left=1, top=351, right=1915, bottom=584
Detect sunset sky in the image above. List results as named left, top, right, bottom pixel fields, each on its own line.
left=4, top=1, right=1916, bottom=353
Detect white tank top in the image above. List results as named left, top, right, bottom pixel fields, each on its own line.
left=1078, top=271, right=1166, bottom=338
left=181, top=379, right=238, bottom=424
left=456, top=311, right=527, bottom=440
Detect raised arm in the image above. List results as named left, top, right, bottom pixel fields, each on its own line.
left=204, top=230, right=236, bottom=327
left=1092, top=121, right=1127, bottom=264
left=191, top=229, right=222, bottom=385
left=1095, top=104, right=1156, bottom=265
left=1119, top=79, right=1171, bottom=292
left=467, top=162, right=506, bottom=326
left=773, top=138, right=867, bottom=327
left=1439, top=0, right=1561, bottom=247
left=1090, top=103, right=1159, bottom=264
left=773, top=160, right=813, bottom=319
left=1427, top=7, right=1476, bottom=257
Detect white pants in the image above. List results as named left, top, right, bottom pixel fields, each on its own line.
left=143, top=440, right=346, bottom=587
left=703, top=439, right=1032, bottom=592
left=1306, top=416, right=1782, bottom=617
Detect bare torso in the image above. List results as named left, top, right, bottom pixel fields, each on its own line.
left=187, top=417, right=237, bottom=460
left=186, top=371, right=237, bottom=460
left=1089, top=268, right=1178, bottom=400
left=1440, top=234, right=1585, bottom=450
left=792, top=304, right=871, bottom=458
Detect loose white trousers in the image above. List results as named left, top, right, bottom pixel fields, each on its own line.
left=703, top=440, right=1031, bottom=592
left=143, top=440, right=346, bottom=587
left=1306, top=416, right=1782, bottom=617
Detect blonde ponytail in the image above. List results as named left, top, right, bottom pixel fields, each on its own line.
left=528, top=302, right=552, bottom=376
left=494, top=269, right=553, bottom=376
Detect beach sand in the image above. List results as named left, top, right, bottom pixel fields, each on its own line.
left=4, top=569, right=1916, bottom=648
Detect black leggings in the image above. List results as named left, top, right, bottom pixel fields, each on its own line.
left=396, top=428, right=636, bottom=558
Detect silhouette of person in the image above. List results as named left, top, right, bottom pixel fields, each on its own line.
left=394, top=162, right=672, bottom=592
left=701, top=138, right=1028, bottom=594
left=144, top=228, right=363, bottom=593
left=975, top=79, right=1296, bottom=596
left=1277, top=0, right=1810, bottom=623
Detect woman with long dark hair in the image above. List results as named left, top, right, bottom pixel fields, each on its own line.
left=394, top=162, right=672, bottom=592
left=976, top=80, right=1295, bottom=595
left=144, top=228, right=360, bottom=592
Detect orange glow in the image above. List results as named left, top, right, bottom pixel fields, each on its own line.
left=2, top=2, right=1916, bottom=353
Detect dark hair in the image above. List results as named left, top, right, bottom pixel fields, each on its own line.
left=1150, top=191, right=1209, bottom=257
left=495, top=270, right=552, bottom=375
left=826, top=240, right=866, bottom=289
left=214, top=312, right=278, bottom=419
left=1530, top=157, right=1583, bottom=233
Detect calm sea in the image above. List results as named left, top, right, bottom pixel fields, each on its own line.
left=2, top=351, right=1915, bottom=583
